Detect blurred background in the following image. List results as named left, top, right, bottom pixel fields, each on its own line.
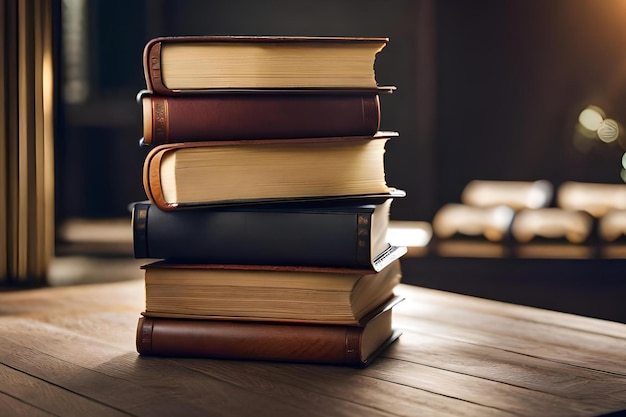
left=51, top=0, right=626, bottom=320
left=56, top=0, right=626, bottom=223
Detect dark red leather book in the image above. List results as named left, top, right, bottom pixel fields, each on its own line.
left=140, top=92, right=381, bottom=145
left=136, top=297, right=402, bottom=367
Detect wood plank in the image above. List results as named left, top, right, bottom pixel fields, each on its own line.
left=0, top=278, right=144, bottom=316
left=0, top=363, right=129, bottom=417
left=0, top=392, right=54, bottom=417
left=396, top=284, right=626, bottom=338
left=366, top=357, right=603, bottom=417
left=0, top=279, right=143, bottom=350
left=393, top=307, right=626, bottom=375
left=381, top=331, right=626, bottom=415
left=27, top=310, right=140, bottom=351
left=165, top=358, right=518, bottom=417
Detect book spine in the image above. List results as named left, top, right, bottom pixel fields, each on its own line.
left=144, top=40, right=169, bottom=94
left=136, top=317, right=365, bottom=365
left=142, top=146, right=175, bottom=210
left=132, top=202, right=374, bottom=269
left=143, top=94, right=381, bottom=145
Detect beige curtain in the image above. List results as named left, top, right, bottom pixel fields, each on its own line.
left=1, top=0, right=55, bottom=284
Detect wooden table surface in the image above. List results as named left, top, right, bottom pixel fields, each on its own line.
left=1, top=277, right=626, bottom=417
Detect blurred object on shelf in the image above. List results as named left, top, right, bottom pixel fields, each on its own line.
left=557, top=181, right=626, bottom=217
left=600, top=243, right=626, bottom=259
left=598, top=209, right=626, bottom=242
left=48, top=256, right=144, bottom=286
left=432, top=203, right=514, bottom=242
left=387, top=220, right=432, bottom=257
left=56, top=218, right=133, bottom=256
left=510, top=208, right=594, bottom=244
left=434, top=240, right=510, bottom=258
left=461, top=180, right=553, bottom=210
left=513, top=243, right=595, bottom=259
left=422, top=180, right=626, bottom=261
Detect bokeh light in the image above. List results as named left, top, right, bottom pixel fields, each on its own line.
left=597, top=118, right=620, bottom=143
left=578, top=106, right=605, bottom=131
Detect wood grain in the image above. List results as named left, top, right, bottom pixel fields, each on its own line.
left=0, top=392, right=55, bottom=417
left=0, top=363, right=128, bottom=417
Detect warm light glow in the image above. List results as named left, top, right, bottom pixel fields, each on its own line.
left=461, top=180, right=553, bottom=210
left=578, top=106, right=605, bottom=131
left=598, top=209, right=626, bottom=241
left=432, top=203, right=514, bottom=242
left=387, top=221, right=433, bottom=247
left=558, top=181, right=626, bottom=217
left=573, top=129, right=594, bottom=153
left=527, top=180, right=554, bottom=209
left=597, top=118, right=620, bottom=143
left=511, top=208, right=593, bottom=244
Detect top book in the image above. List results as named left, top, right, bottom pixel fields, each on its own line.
left=143, top=36, right=389, bottom=94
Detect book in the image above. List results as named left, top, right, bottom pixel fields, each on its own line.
left=142, top=132, right=398, bottom=210
left=136, top=297, right=402, bottom=366
left=139, top=90, right=385, bottom=145
left=143, top=36, right=389, bottom=94
left=131, top=198, right=407, bottom=271
left=141, top=259, right=403, bottom=325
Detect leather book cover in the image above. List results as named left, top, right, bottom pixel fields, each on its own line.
left=141, top=92, right=382, bottom=145
left=131, top=198, right=406, bottom=270
left=142, top=132, right=400, bottom=211
left=143, top=36, right=391, bottom=95
left=136, top=297, right=403, bottom=366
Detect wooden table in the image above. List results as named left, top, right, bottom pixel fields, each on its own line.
left=1, top=278, right=626, bottom=417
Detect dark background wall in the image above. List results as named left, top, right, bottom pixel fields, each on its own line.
left=56, top=0, right=626, bottom=224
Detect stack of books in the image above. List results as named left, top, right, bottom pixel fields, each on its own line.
left=131, top=36, right=407, bottom=367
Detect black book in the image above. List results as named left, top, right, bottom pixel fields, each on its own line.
left=131, top=198, right=406, bottom=271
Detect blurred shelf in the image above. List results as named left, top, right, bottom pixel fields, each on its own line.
left=400, top=239, right=626, bottom=324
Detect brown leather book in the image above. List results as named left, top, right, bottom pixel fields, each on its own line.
left=136, top=297, right=402, bottom=366
left=143, top=36, right=391, bottom=94
left=140, top=91, right=382, bottom=145
left=142, top=132, right=398, bottom=211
